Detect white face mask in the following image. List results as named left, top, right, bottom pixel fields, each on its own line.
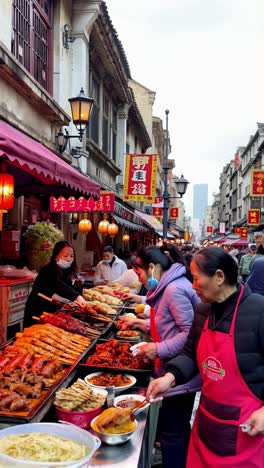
left=57, top=259, right=73, bottom=269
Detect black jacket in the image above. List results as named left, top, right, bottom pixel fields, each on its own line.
left=24, top=262, right=79, bottom=327
left=167, top=284, right=264, bottom=400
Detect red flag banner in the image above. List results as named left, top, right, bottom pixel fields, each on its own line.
left=50, top=192, right=115, bottom=212
left=123, top=154, right=158, bottom=203
left=240, top=227, right=248, bottom=239
left=170, top=207, right=178, bottom=219
left=247, top=209, right=260, bottom=226
left=152, top=207, right=163, bottom=217
left=250, top=170, right=264, bottom=196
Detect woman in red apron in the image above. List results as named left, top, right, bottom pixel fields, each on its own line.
left=146, top=247, right=264, bottom=467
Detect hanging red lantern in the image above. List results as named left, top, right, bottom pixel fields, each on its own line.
left=107, top=222, right=118, bottom=237
left=78, top=214, right=92, bottom=234
left=122, top=232, right=130, bottom=242
left=98, top=213, right=109, bottom=234
left=0, top=172, right=14, bottom=210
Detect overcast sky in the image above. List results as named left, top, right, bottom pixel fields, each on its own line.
left=107, top=0, right=264, bottom=216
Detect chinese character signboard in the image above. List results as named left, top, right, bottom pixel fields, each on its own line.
left=247, top=209, right=260, bottom=226
left=234, top=152, right=240, bottom=168
left=123, top=154, right=158, bottom=203
left=170, top=207, right=179, bottom=219
left=152, top=207, right=163, bottom=217
left=234, top=227, right=241, bottom=234
left=155, top=197, right=163, bottom=204
left=250, top=170, right=264, bottom=196
left=50, top=192, right=115, bottom=213
left=240, top=227, right=248, bottom=239
left=207, top=226, right=213, bottom=233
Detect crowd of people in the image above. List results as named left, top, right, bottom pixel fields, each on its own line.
left=24, top=239, right=264, bottom=467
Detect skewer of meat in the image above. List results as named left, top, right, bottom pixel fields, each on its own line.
left=17, top=331, right=84, bottom=355
left=37, top=312, right=100, bottom=338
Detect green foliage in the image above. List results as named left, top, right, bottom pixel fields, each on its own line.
left=23, top=222, right=64, bottom=245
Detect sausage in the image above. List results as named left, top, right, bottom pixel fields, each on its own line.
left=31, top=356, right=51, bottom=372
left=9, top=397, right=27, bottom=412
left=20, top=353, right=34, bottom=369
left=5, top=355, right=24, bottom=372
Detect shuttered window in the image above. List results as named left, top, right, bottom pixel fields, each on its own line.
left=12, top=0, right=53, bottom=92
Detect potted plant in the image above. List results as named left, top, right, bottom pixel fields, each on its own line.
left=23, top=222, right=64, bottom=271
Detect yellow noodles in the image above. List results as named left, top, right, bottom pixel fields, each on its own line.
left=0, top=433, right=89, bottom=462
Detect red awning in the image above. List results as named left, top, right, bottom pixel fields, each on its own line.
left=0, top=120, right=100, bottom=199
left=233, top=239, right=249, bottom=247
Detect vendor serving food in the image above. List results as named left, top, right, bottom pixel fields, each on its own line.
left=24, top=241, right=86, bottom=327
left=93, top=246, right=127, bottom=286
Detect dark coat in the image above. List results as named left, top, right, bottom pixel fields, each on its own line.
left=166, top=284, right=264, bottom=400
left=24, top=262, right=79, bottom=327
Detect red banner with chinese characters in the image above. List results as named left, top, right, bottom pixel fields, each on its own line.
left=247, top=209, right=260, bottom=226
left=123, top=154, right=158, bottom=203
left=250, top=170, right=264, bottom=196
left=234, top=227, right=241, bottom=234
left=155, top=197, right=163, bottom=204
left=170, top=207, right=179, bottom=218
left=49, top=192, right=115, bottom=213
left=207, top=226, right=213, bottom=233
left=234, top=152, right=240, bottom=168
left=240, top=227, right=248, bottom=239
left=152, top=207, right=163, bottom=217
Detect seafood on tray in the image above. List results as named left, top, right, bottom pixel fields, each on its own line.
left=84, top=339, right=150, bottom=369
left=7, top=324, right=91, bottom=365
left=54, top=378, right=106, bottom=411
left=0, top=351, right=65, bottom=413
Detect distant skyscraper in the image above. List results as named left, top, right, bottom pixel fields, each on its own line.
left=193, top=184, right=208, bottom=224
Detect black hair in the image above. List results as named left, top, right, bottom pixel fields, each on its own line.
left=160, top=244, right=193, bottom=282
left=50, top=240, right=77, bottom=272
left=193, top=247, right=238, bottom=286
left=103, top=245, right=114, bottom=254
left=136, top=246, right=172, bottom=271
left=256, top=245, right=264, bottom=255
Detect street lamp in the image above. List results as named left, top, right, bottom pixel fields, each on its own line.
left=162, top=110, right=189, bottom=241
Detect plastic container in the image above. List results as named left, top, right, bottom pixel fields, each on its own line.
left=55, top=405, right=103, bottom=429
left=0, top=422, right=101, bottom=468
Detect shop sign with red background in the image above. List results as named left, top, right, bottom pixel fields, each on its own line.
left=50, top=192, right=115, bottom=212
left=234, top=227, right=241, bottom=234
left=240, top=227, right=248, bottom=239
left=170, top=207, right=178, bottom=218
left=155, top=197, right=163, bottom=204
left=152, top=207, right=163, bottom=217
left=207, top=226, right=213, bottom=233
left=247, top=209, right=260, bottom=225
left=234, top=152, right=240, bottom=168
left=124, top=154, right=158, bottom=203
left=250, top=170, right=264, bottom=196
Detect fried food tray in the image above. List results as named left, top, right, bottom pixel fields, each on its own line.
left=78, top=338, right=153, bottom=376
left=0, top=337, right=96, bottom=424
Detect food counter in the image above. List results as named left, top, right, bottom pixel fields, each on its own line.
left=0, top=276, right=34, bottom=344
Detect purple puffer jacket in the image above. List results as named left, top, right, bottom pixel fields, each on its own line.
left=146, top=263, right=200, bottom=377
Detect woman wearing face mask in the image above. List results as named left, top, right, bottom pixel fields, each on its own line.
left=117, top=245, right=200, bottom=468
left=24, top=241, right=86, bottom=327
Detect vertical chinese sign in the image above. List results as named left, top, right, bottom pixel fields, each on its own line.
left=123, top=154, right=158, bottom=203
left=247, top=209, right=260, bottom=226
left=234, top=227, right=241, bottom=235
left=170, top=207, right=178, bottom=219
left=240, top=227, right=248, bottom=239
left=250, top=170, right=264, bottom=196
left=152, top=207, right=163, bottom=217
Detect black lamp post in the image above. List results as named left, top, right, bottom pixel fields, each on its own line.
left=162, top=110, right=189, bottom=241
left=57, top=88, right=94, bottom=157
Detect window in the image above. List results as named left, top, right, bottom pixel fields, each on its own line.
left=112, top=107, right=117, bottom=162
left=90, top=76, right=100, bottom=145
left=102, top=94, right=109, bottom=154
left=12, top=0, right=53, bottom=92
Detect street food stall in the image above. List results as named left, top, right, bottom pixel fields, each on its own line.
left=0, top=282, right=156, bottom=467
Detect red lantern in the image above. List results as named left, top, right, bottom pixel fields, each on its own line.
left=98, top=213, right=110, bottom=234
left=78, top=214, right=92, bottom=234
left=0, top=173, right=14, bottom=210
left=107, top=223, right=118, bottom=237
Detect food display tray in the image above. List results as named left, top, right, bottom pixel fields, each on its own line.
left=78, top=339, right=153, bottom=376
left=0, top=337, right=96, bottom=424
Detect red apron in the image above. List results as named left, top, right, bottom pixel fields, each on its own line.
left=150, top=307, right=162, bottom=376
left=187, top=284, right=264, bottom=467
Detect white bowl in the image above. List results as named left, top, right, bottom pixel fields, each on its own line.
left=0, top=422, right=100, bottom=467
left=84, top=373, right=136, bottom=393
left=114, top=394, right=149, bottom=414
